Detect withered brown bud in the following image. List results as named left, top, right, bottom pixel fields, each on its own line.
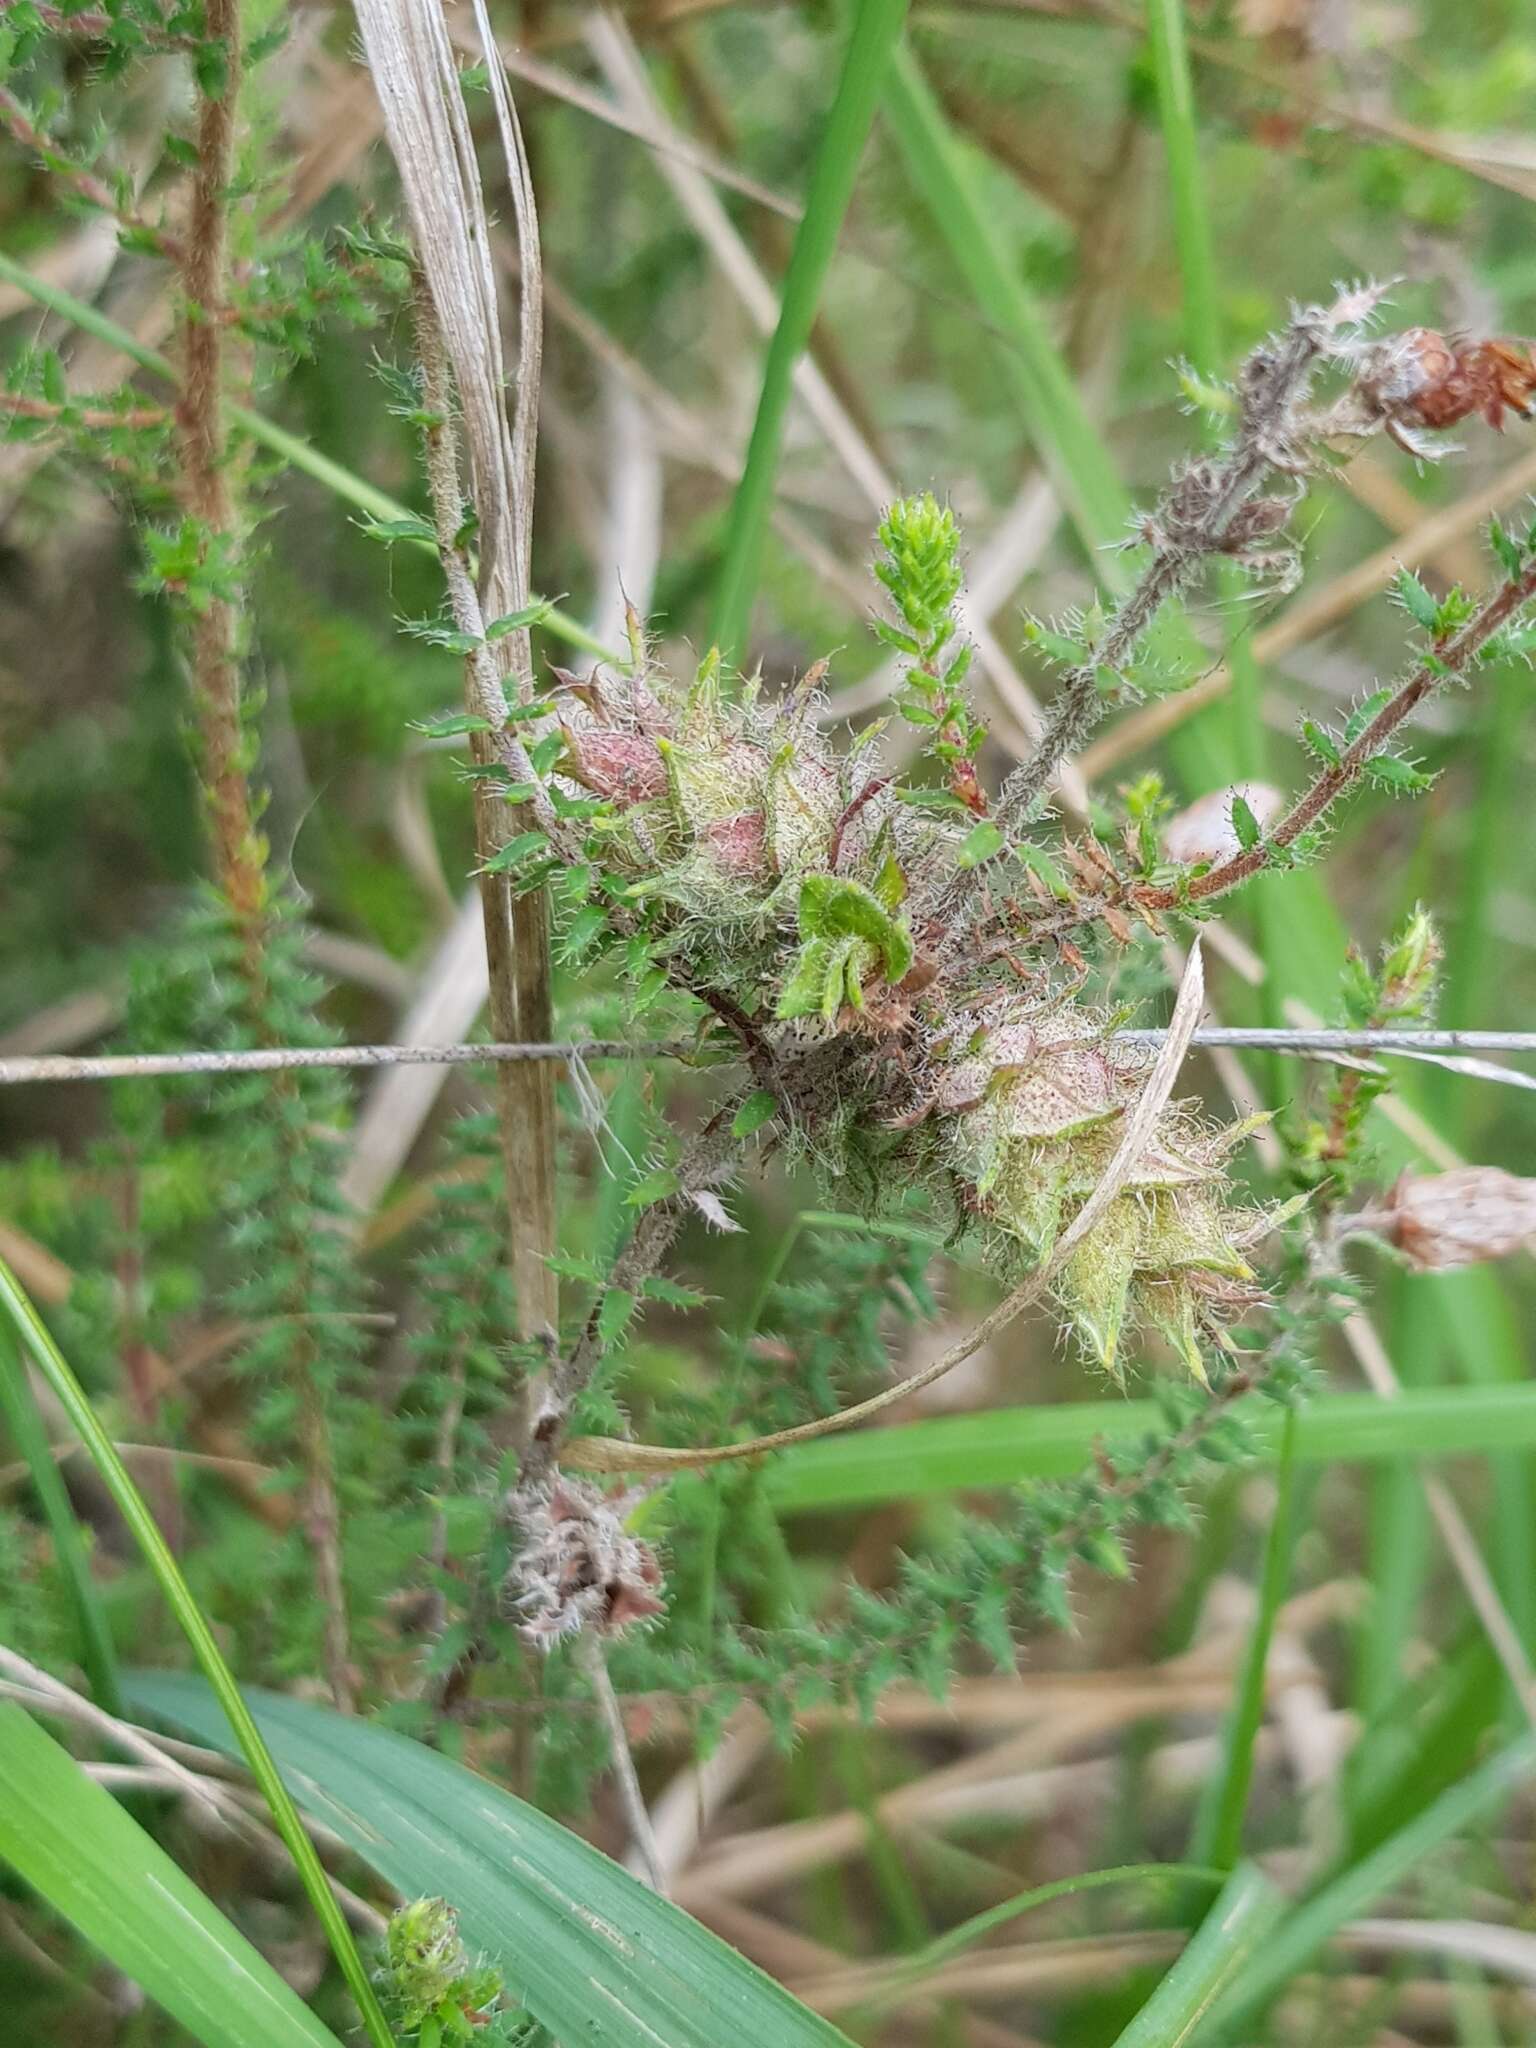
left=1156, top=458, right=1224, bottom=547
left=1370, top=328, right=1457, bottom=406
left=560, top=728, right=667, bottom=806
left=1374, top=1168, right=1536, bottom=1272
left=505, top=1477, right=665, bottom=1648
left=1217, top=495, right=1295, bottom=552
left=1353, top=330, right=1536, bottom=450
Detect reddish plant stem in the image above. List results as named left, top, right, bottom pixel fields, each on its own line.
left=828, top=775, right=892, bottom=870
left=1019, top=553, right=1536, bottom=950
left=170, top=0, right=354, bottom=1711
left=173, top=0, right=264, bottom=940
left=0, top=86, right=184, bottom=259
left=0, top=393, right=169, bottom=430
left=1149, top=554, right=1536, bottom=908
left=1320, top=1061, right=1367, bottom=1165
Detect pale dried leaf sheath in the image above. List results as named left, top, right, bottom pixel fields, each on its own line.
left=353, top=0, right=556, bottom=1336
left=471, top=0, right=542, bottom=604
left=564, top=946, right=1207, bottom=1474
left=353, top=0, right=526, bottom=626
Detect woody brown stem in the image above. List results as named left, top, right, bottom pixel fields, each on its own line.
left=173, top=0, right=263, bottom=938
left=995, top=294, right=1372, bottom=829
left=519, top=1109, right=744, bottom=1495
left=1014, top=553, right=1536, bottom=951
left=999, top=553, right=1189, bottom=825
left=427, top=1107, right=745, bottom=1715
left=170, top=0, right=354, bottom=1710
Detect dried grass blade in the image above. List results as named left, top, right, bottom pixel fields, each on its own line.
left=353, top=0, right=557, bottom=1334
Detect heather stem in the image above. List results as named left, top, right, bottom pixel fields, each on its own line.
left=518, top=1112, right=744, bottom=1496
left=1150, top=553, right=1536, bottom=908
left=174, top=0, right=264, bottom=940
left=0, top=86, right=183, bottom=260
left=995, top=308, right=1337, bottom=827
left=997, top=554, right=1188, bottom=823
left=172, top=0, right=355, bottom=1711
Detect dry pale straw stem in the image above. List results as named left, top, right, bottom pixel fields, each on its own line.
left=353, top=0, right=558, bottom=1339
left=8, top=1028, right=1536, bottom=1087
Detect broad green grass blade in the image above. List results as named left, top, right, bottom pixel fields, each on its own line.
left=1353, top=1088, right=1536, bottom=1743
left=1449, top=1956, right=1501, bottom=2046
left=1109, top=1862, right=1283, bottom=2048
left=0, top=1318, right=121, bottom=1715
left=0, top=249, right=616, bottom=667
left=710, top=0, right=908, bottom=664
left=1377, top=810, right=1535, bottom=1667
left=883, top=44, right=1131, bottom=565
left=0, top=1702, right=344, bottom=2048
left=1355, top=818, right=1536, bottom=1717
left=1343, top=1635, right=1496, bottom=1865
left=1354, top=1453, right=1431, bottom=1723
left=1188, top=1409, right=1301, bottom=1871
left=0, top=1255, right=396, bottom=2048
left=1438, top=657, right=1523, bottom=1087
left=126, top=1673, right=859, bottom=2048
left=1425, top=1270, right=1536, bottom=1647
left=763, top=1380, right=1536, bottom=1512
left=1213, top=1733, right=1536, bottom=2036
left=1143, top=0, right=1220, bottom=378
left=1420, top=690, right=1533, bottom=1547
left=1351, top=1278, right=1528, bottom=1743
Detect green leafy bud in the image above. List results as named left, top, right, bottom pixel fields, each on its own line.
left=1379, top=906, right=1440, bottom=1015
left=378, top=1898, right=505, bottom=2041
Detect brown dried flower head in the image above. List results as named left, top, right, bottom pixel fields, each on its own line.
left=1373, top=1167, right=1536, bottom=1272
left=505, top=1477, right=664, bottom=1647
left=1354, top=329, right=1536, bottom=455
